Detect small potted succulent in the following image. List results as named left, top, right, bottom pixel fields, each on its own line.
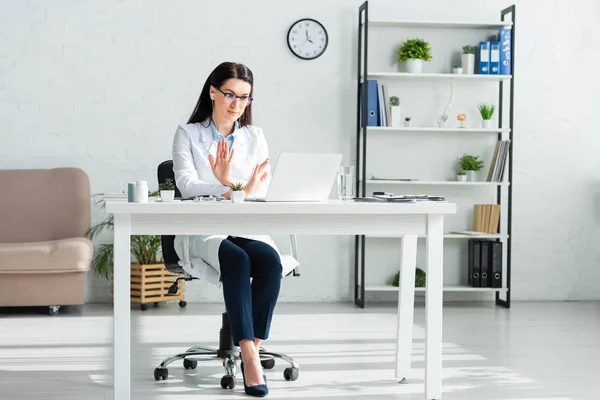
left=478, top=103, right=496, bottom=129
left=458, top=153, right=484, bottom=182
left=230, top=182, right=246, bottom=203
left=398, top=38, right=432, bottom=73
left=403, top=116, right=412, bottom=127
left=389, top=96, right=401, bottom=126
left=456, top=171, right=467, bottom=182
left=158, top=178, right=175, bottom=202
left=462, top=45, right=476, bottom=74
left=452, top=65, right=463, bottom=74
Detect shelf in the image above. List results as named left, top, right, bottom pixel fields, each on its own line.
left=366, top=284, right=508, bottom=293
left=368, top=233, right=508, bottom=240
left=365, top=179, right=508, bottom=186
left=366, top=72, right=512, bottom=81
left=368, top=20, right=513, bottom=29
left=366, top=127, right=510, bottom=134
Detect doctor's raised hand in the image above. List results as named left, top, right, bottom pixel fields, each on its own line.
left=208, top=140, right=236, bottom=187
left=242, top=157, right=270, bottom=196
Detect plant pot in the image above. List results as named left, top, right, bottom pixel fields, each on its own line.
left=482, top=119, right=492, bottom=129
left=461, top=54, right=475, bottom=74
left=453, top=67, right=463, bottom=74
left=467, top=171, right=478, bottom=182
left=404, top=58, right=424, bottom=73
left=160, top=190, right=175, bottom=202
left=391, top=106, right=402, bottom=126
left=403, top=120, right=412, bottom=127
left=457, top=174, right=467, bottom=182
left=231, top=191, right=245, bottom=203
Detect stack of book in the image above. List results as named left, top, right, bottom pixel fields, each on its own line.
left=473, top=204, right=500, bottom=233
left=486, top=140, right=511, bottom=182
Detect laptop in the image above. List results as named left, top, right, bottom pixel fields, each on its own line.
left=247, top=152, right=343, bottom=202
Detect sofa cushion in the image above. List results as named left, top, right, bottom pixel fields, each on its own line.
left=0, top=237, right=93, bottom=273
left=0, top=168, right=90, bottom=243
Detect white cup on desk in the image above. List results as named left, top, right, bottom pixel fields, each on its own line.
left=160, top=190, right=175, bottom=202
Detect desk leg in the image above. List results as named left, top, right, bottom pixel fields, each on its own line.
left=395, top=234, right=417, bottom=382
left=113, top=214, right=131, bottom=400
left=425, top=215, right=443, bottom=400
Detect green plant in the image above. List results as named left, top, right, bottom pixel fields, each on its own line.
left=478, top=103, right=496, bottom=120
left=398, top=38, right=432, bottom=63
left=459, top=154, right=484, bottom=171
left=457, top=171, right=466, bottom=175
left=150, top=178, right=175, bottom=197
left=88, top=195, right=163, bottom=280
left=392, top=268, right=426, bottom=287
left=454, top=65, right=462, bottom=68
left=231, top=182, right=244, bottom=191
left=462, top=45, right=475, bottom=54
left=405, top=117, right=411, bottom=121
left=390, top=96, right=400, bottom=107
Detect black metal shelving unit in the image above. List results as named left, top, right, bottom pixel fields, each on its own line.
left=354, top=1, right=515, bottom=309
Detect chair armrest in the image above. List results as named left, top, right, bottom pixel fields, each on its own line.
left=288, top=235, right=300, bottom=276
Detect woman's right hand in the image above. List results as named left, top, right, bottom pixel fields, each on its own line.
left=208, top=140, right=235, bottom=187
left=243, top=158, right=270, bottom=196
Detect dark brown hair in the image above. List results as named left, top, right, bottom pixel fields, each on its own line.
left=187, top=62, right=254, bottom=127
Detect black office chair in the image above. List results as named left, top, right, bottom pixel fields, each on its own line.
left=153, top=160, right=300, bottom=389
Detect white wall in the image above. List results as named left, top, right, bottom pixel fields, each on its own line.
left=1, top=0, right=599, bottom=303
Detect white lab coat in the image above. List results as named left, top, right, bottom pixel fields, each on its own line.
left=171, top=120, right=298, bottom=286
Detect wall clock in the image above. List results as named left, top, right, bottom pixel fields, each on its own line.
left=287, top=18, right=328, bottom=60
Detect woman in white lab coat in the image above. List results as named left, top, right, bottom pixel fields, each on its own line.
left=172, top=62, right=284, bottom=397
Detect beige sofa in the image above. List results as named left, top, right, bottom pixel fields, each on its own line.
left=0, top=168, right=93, bottom=314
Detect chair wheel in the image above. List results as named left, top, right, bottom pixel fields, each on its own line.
left=261, top=358, right=275, bottom=369
left=283, top=367, right=299, bottom=381
left=153, top=302, right=160, bottom=307
left=220, top=374, right=236, bottom=389
left=179, top=301, right=187, bottom=308
left=48, top=306, right=60, bottom=316
left=154, top=367, right=168, bottom=381
left=140, top=304, right=148, bottom=311
left=183, top=359, right=197, bottom=370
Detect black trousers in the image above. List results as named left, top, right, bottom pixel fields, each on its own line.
left=218, top=236, right=283, bottom=346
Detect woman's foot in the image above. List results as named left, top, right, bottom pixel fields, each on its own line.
left=239, top=341, right=266, bottom=387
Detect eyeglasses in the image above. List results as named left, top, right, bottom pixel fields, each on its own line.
left=215, top=87, right=253, bottom=106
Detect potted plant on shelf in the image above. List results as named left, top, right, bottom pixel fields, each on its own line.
left=230, top=182, right=246, bottom=203
left=398, top=38, right=432, bottom=73
left=462, top=45, right=476, bottom=74
left=389, top=96, right=401, bottom=126
left=393, top=268, right=426, bottom=288
left=478, top=103, right=496, bottom=129
left=403, top=116, right=412, bottom=127
left=458, top=153, right=484, bottom=182
left=456, top=171, right=467, bottom=182
left=453, top=65, right=463, bottom=74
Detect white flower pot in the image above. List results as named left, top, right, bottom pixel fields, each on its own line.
left=482, top=119, right=492, bottom=129
left=461, top=54, right=475, bottom=74
left=467, top=171, right=478, bottom=182
left=453, top=67, right=463, bottom=74
left=457, top=174, right=467, bottom=182
left=160, top=190, right=175, bottom=202
left=403, top=120, right=411, bottom=127
left=231, top=191, right=245, bottom=203
left=391, top=106, right=402, bottom=126
left=405, top=58, right=424, bottom=73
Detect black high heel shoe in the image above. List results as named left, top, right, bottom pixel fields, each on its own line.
left=240, top=361, right=269, bottom=397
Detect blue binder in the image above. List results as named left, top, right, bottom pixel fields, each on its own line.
left=478, top=41, right=490, bottom=74
left=366, top=80, right=379, bottom=126
left=499, top=27, right=512, bottom=75
left=490, top=41, right=500, bottom=74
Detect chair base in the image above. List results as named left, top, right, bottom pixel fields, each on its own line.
left=153, top=312, right=300, bottom=388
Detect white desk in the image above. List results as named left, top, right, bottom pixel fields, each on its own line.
left=105, top=200, right=456, bottom=400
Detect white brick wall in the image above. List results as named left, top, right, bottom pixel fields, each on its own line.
left=1, top=0, right=599, bottom=303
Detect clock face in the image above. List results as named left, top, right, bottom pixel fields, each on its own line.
left=287, top=18, right=328, bottom=60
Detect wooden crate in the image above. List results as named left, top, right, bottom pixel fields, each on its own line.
left=130, top=263, right=185, bottom=306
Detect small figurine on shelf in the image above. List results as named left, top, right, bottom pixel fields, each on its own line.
left=457, top=113, right=467, bottom=128
left=404, top=117, right=411, bottom=127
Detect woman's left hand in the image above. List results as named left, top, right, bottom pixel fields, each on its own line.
left=208, top=140, right=235, bottom=187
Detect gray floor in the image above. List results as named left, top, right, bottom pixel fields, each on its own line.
left=0, top=301, right=599, bottom=400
